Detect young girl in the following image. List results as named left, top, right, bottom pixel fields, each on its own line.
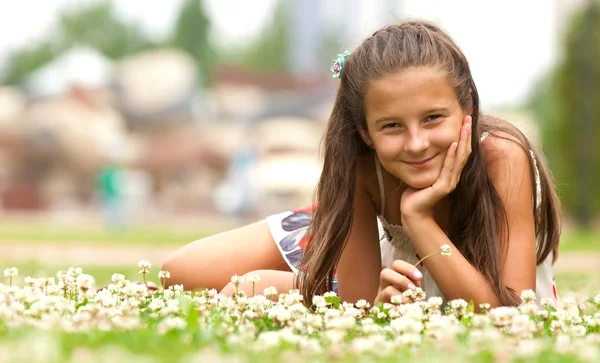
left=163, top=20, right=561, bottom=308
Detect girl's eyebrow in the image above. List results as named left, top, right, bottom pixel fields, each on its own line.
left=423, top=107, right=450, bottom=114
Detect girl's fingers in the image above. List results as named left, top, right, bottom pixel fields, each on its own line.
left=434, top=141, right=458, bottom=191
left=390, top=260, right=422, bottom=287
left=458, top=117, right=472, bottom=161
left=380, top=268, right=419, bottom=292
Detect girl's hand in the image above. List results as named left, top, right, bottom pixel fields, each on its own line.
left=400, top=115, right=472, bottom=223
left=374, top=260, right=423, bottom=304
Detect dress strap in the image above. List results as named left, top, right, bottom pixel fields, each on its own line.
left=374, top=153, right=385, bottom=216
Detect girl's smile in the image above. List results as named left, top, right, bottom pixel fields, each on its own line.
left=404, top=153, right=439, bottom=168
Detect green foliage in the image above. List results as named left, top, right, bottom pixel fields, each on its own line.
left=170, top=0, right=218, bottom=87
left=234, top=0, right=291, bottom=71
left=529, top=1, right=600, bottom=219
left=228, top=0, right=343, bottom=74
left=1, top=0, right=157, bottom=85
left=58, top=1, right=156, bottom=59
left=1, top=41, right=64, bottom=85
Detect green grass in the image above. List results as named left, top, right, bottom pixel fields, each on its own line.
left=0, top=220, right=598, bottom=252
left=3, top=261, right=599, bottom=298
left=557, top=229, right=600, bottom=252
left=0, top=222, right=227, bottom=246
left=555, top=271, right=600, bottom=296
left=3, top=261, right=160, bottom=288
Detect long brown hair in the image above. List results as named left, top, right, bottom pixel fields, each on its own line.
left=296, top=21, right=561, bottom=306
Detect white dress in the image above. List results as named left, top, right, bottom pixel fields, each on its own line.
left=375, top=132, right=558, bottom=305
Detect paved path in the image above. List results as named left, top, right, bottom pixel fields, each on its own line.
left=0, top=242, right=598, bottom=273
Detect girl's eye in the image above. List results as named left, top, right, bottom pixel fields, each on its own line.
left=383, top=123, right=400, bottom=129
left=425, top=115, right=442, bottom=122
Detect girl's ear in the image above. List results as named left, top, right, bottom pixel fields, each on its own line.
left=359, top=126, right=374, bottom=148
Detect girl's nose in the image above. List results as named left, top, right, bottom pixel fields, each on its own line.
left=404, top=130, right=429, bottom=153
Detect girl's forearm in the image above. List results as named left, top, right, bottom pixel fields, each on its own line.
left=402, top=216, right=500, bottom=306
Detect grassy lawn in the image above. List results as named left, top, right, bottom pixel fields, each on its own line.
left=0, top=221, right=598, bottom=251
left=3, top=261, right=161, bottom=287
left=2, top=261, right=599, bottom=299
left=0, top=222, right=227, bottom=246
left=556, top=229, right=600, bottom=252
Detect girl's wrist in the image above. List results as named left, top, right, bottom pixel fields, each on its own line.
left=401, top=215, right=437, bottom=236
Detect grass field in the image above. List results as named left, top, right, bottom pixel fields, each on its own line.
left=0, top=222, right=599, bottom=363
left=0, top=261, right=597, bottom=300
left=0, top=221, right=598, bottom=252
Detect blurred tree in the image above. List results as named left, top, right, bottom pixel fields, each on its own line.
left=170, top=0, right=217, bottom=87
left=1, top=41, right=64, bottom=85
left=58, top=1, right=156, bottom=59
left=529, top=0, right=599, bottom=226
left=237, top=0, right=291, bottom=71
left=229, top=0, right=342, bottom=74
left=1, top=0, right=156, bottom=85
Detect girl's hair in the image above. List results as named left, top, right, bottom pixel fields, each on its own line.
left=296, top=21, right=561, bottom=307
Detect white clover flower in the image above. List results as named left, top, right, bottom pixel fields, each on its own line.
left=540, top=298, right=555, bottom=308
left=230, top=274, right=244, bottom=286
left=76, top=274, right=95, bottom=290
left=391, top=295, right=404, bottom=305
left=520, top=303, right=540, bottom=316
left=449, top=299, right=468, bottom=315
left=262, top=286, right=277, bottom=297
left=312, top=295, right=326, bottom=306
left=350, top=336, right=379, bottom=354
left=593, top=294, right=600, bottom=305
left=246, top=274, right=260, bottom=284
left=402, top=289, right=416, bottom=301
left=413, top=287, right=426, bottom=301
left=342, top=307, right=361, bottom=319
left=428, top=296, right=443, bottom=309
left=515, top=339, right=544, bottom=358
left=4, top=267, right=18, bottom=277
left=490, top=306, right=519, bottom=327
left=323, top=291, right=337, bottom=298
left=479, top=303, right=491, bottom=311
left=111, top=274, right=125, bottom=283
left=157, top=271, right=171, bottom=279
left=326, top=316, right=356, bottom=330
left=520, top=289, right=536, bottom=304
left=137, top=260, right=151, bottom=275
left=156, top=317, right=187, bottom=334
left=355, top=299, right=370, bottom=309
left=440, top=244, right=451, bottom=257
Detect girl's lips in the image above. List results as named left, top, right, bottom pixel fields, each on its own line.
left=405, top=154, right=437, bottom=168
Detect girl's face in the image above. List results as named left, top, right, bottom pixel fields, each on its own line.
left=362, top=66, right=469, bottom=189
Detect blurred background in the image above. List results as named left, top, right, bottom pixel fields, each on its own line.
left=0, top=0, right=598, bottom=287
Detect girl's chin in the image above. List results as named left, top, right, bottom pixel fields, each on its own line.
left=399, top=173, right=440, bottom=189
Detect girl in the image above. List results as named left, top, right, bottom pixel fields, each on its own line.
left=163, top=20, right=561, bottom=308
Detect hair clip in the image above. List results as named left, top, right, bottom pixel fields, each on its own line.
left=330, top=51, right=350, bottom=78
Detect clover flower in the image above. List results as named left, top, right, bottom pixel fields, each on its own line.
left=4, top=267, right=18, bottom=277
left=391, top=295, right=404, bottom=305
left=137, top=260, right=151, bottom=275
left=0, top=260, right=599, bottom=361
left=414, top=245, right=452, bottom=267
left=521, top=289, right=537, bottom=304
left=440, top=244, right=452, bottom=257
